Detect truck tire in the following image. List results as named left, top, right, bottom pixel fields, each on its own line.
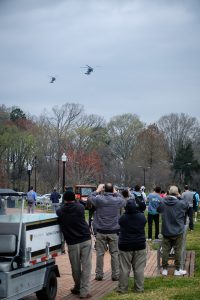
left=36, top=271, right=57, bottom=300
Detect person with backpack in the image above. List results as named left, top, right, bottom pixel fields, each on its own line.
left=193, top=190, right=199, bottom=222
left=131, top=185, right=146, bottom=213
left=27, top=186, right=37, bottom=213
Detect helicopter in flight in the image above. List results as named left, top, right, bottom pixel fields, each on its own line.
left=85, top=65, right=93, bottom=75
left=81, top=65, right=94, bottom=75
left=49, top=76, right=56, bottom=83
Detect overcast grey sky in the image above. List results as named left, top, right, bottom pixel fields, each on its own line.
left=0, top=0, right=200, bottom=124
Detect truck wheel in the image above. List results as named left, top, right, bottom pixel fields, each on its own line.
left=36, top=271, right=57, bottom=300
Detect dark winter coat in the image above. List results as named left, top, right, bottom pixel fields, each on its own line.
left=118, top=199, right=147, bottom=251
left=50, top=191, right=61, bottom=203
left=56, top=202, right=91, bottom=245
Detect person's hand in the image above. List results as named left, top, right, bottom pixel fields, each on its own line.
left=96, top=184, right=105, bottom=193
left=113, top=186, right=118, bottom=193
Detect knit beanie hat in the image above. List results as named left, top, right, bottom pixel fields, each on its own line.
left=125, top=199, right=137, bottom=214
left=63, top=191, right=75, bottom=201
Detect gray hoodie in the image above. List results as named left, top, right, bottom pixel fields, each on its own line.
left=182, top=190, right=194, bottom=208
left=157, top=196, right=189, bottom=237
left=87, top=192, right=126, bottom=233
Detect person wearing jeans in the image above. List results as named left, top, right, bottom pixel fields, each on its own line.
left=147, top=186, right=162, bottom=240
left=50, top=188, right=61, bottom=212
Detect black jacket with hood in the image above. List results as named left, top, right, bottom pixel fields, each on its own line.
left=56, top=202, right=91, bottom=245
left=157, top=196, right=189, bottom=237
left=118, top=199, right=146, bottom=251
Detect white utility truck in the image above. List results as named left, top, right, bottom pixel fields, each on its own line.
left=0, top=189, right=65, bottom=300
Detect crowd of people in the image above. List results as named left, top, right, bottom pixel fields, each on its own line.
left=55, top=182, right=199, bottom=297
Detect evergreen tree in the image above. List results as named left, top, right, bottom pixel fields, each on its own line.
left=173, top=143, right=199, bottom=186
left=10, top=108, right=26, bottom=121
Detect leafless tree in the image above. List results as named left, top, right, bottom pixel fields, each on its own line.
left=35, top=103, right=83, bottom=191
left=157, top=113, right=199, bottom=162
left=127, top=124, right=171, bottom=189
left=107, top=114, right=144, bottom=185
left=67, top=114, right=107, bottom=184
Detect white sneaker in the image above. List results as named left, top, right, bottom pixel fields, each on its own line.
left=180, top=269, right=187, bottom=275
left=162, top=269, right=168, bottom=276
left=174, top=269, right=187, bottom=276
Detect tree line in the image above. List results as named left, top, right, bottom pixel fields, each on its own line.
left=0, top=103, right=200, bottom=193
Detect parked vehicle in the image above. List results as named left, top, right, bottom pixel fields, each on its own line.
left=36, top=194, right=51, bottom=205
left=74, top=185, right=96, bottom=205
left=0, top=189, right=65, bottom=300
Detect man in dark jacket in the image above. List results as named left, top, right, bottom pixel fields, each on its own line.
left=157, top=185, right=189, bottom=276
left=56, top=191, right=92, bottom=299
left=87, top=183, right=126, bottom=281
left=50, top=188, right=61, bottom=212
left=117, top=199, right=147, bottom=294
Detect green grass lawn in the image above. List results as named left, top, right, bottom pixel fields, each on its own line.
left=103, top=220, right=200, bottom=300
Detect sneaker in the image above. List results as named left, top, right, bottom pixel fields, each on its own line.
left=162, top=269, right=168, bottom=276
left=174, top=269, right=187, bottom=276
left=146, top=238, right=152, bottom=241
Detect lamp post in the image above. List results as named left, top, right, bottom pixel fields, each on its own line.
left=75, top=162, right=80, bottom=183
left=61, top=153, right=67, bottom=193
left=138, top=166, right=151, bottom=187
left=34, top=156, right=37, bottom=192
left=27, top=164, right=32, bottom=191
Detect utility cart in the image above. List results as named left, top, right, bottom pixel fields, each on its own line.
left=0, top=189, right=65, bottom=300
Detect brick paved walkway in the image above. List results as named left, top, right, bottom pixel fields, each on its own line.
left=23, top=240, right=115, bottom=300
left=23, top=239, right=195, bottom=300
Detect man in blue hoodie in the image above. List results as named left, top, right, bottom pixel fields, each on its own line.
left=147, top=186, right=162, bottom=240
left=157, top=186, right=189, bottom=276
left=117, top=199, right=147, bottom=294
